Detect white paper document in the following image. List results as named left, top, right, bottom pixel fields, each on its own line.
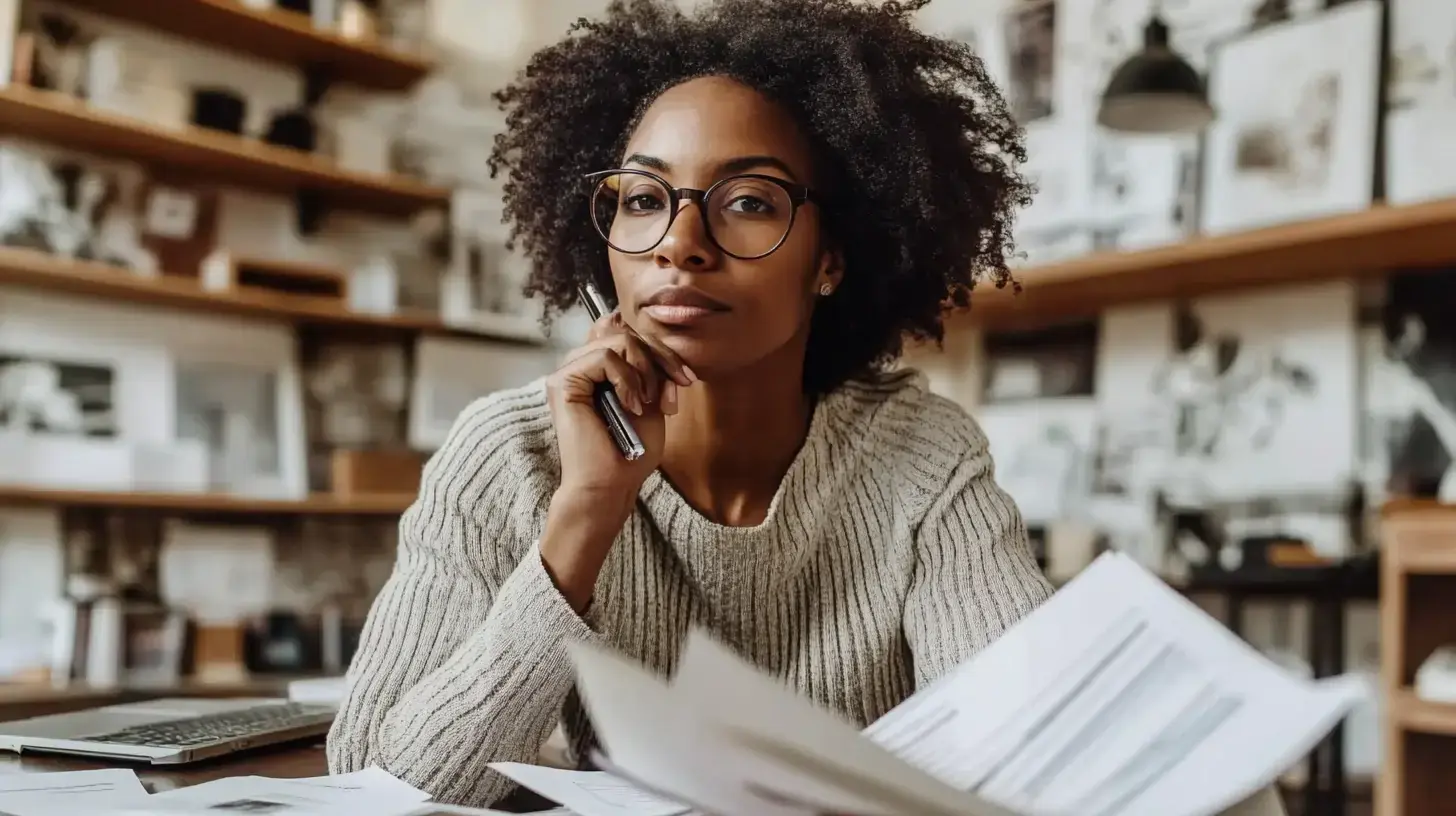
left=556, top=552, right=1368, bottom=816
left=144, top=765, right=431, bottom=816
left=0, top=769, right=150, bottom=813
left=490, top=763, right=685, bottom=816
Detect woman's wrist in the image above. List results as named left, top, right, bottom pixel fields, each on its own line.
left=539, top=487, right=635, bottom=614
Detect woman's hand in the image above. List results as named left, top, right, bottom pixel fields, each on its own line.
left=540, top=311, right=694, bottom=612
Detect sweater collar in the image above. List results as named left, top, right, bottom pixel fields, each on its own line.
left=636, top=370, right=916, bottom=589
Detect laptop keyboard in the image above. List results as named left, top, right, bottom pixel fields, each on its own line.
left=80, top=703, right=335, bottom=748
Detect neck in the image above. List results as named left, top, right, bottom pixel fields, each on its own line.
left=660, top=344, right=813, bottom=527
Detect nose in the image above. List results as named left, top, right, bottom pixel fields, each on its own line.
left=653, top=197, right=721, bottom=271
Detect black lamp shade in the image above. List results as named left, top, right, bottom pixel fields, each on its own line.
left=1097, top=19, right=1214, bottom=135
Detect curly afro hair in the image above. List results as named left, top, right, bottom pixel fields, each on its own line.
left=489, top=0, right=1031, bottom=393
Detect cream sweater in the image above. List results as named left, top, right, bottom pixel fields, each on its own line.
left=326, top=369, right=1055, bottom=807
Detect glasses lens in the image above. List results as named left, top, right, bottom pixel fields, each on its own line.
left=706, top=177, right=795, bottom=258
left=591, top=172, right=672, bottom=254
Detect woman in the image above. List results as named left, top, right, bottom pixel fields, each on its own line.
left=329, top=0, right=1052, bottom=806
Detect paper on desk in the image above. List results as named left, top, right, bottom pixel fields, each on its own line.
left=284, top=766, right=432, bottom=802
left=860, top=551, right=1368, bottom=816
left=575, top=551, right=1366, bottom=816
left=0, top=768, right=149, bottom=813
left=490, top=763, right=685, bottom=816
left=570, top=634, right=1007, bottom=816
left=148, top=765, right=429, bottom=816
left=670, top=633, right=1014, bottom=816
left=565, top=640, right=836, bottom=816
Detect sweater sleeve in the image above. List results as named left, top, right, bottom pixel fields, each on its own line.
left=902, top=432, right=1055, bottom=687
left=325, top=395, right=605, bottom=807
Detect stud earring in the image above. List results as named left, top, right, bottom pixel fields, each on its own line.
left=819, top=283, right=833, bottom=296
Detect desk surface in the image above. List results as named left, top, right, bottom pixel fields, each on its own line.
left=0, top=740, right=553, bottom=811
left=0, top=740, right=327, bottom=793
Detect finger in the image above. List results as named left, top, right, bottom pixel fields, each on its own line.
left=660, top=379, right=679, bottom=416
left=624, top=323, right=695, bottom=387
left=559, top=348, right=645, bottom=414
left=594, top=350, right=648, bottom=415
left=620, top=334, right=661, bottom=405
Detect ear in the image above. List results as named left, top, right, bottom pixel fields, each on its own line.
left=814, top=246, right=845, bottom=295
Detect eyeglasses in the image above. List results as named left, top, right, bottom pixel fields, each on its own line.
left=585, top=169, right=817, bottom=260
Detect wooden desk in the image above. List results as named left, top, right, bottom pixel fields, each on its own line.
left=0, top=740, right=554, bottom=811
left=0, top=741, right=327, bottom=793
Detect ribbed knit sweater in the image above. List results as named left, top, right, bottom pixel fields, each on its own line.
left=326, top=368, right=1055, bottom=808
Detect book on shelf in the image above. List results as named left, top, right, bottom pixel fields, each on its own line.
left=498, top=552, right=1367, bottom=816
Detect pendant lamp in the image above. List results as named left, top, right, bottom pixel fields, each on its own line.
left=1096, top=8, right=1213, bottom=135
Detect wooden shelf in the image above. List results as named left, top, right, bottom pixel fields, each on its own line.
left=960, top=197, right=1456, bottom=331
left=0, top=87, right=448, bottom=218
left=61, top=0, right=432, bottom=91
left=0, top=246, right=546, bottom=343
left=1393, top=689, right=1456, bottom=737
left=1382, top=501, right=1456, bottom=575
left=0, top=486, right=413, bottom=515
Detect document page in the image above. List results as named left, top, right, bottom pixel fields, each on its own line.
left=148, top=765, right=430, bottom=816
left=566, top=552, right=1367, bottom=816
left=565, top=638, right=829, bottom=816
left=0, top=769, right=149, bottom=814
left=490, top=762, right=687, bottom=816
left=863, top=552, right=1369, bottom=816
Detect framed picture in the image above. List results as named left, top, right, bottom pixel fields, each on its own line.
left=172, top=339, right=307, bottom=500
left=408, top=337, right=556, bottom=451
left=0, top=347, right=132, bottom=489
left=1003, top=0, right=1058, bottom=124
left=0, top=141, right=155, bottom=271
left=981, top=321, right=1098, bottom=404
left=1385, top=0, right=1456, bottom=204
left=1198, top=1, right=1383, bottom=235
left=1365, top=269, right=1456, bottom=503
left=0, top=351, right=116, bottom=437
left=978, top=397, right=1099, bottom=526
left=440, top=189, right=545, bottom=342
left=1094, top=280, right=1359, bottom=509
left=1011, top=124, right=1094, bottom=262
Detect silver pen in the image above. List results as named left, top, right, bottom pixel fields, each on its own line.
left=578, top=281, right=647, bottom=461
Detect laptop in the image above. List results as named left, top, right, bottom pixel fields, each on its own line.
left=0, top=698, right=336, bottom=764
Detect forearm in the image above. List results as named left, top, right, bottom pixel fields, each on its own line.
left=328, top=546, right=607, bottom=806
left=539, top=488, right=634, bottom=614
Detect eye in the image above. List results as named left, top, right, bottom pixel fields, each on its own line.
left=725, top=194, right=776, bottom=215
left=622, top=188, right=667, bottom=213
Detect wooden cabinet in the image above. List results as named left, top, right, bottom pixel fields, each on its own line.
left=1379, top=504, right=1456, bottom=816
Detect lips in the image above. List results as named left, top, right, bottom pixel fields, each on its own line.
left=641, top=286, right=729, bottom=327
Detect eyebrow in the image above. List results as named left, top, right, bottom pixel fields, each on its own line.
left=623, top=153, right=801, bottom=181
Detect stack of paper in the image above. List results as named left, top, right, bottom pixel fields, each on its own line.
left=494, top=552, right=1368, bottom=816
left=0, top=767, right=536, bottom=816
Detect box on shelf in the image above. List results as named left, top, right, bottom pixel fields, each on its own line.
left=330, top=448, right=423, bottom=497
left=201, top=251, right=346, bottom=305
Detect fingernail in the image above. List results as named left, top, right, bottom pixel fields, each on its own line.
left=682, top=365, right=698, bottom=384
left=663, top=381, right=678, bottom=414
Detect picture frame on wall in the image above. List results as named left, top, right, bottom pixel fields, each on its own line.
left=0, top=344, right=132, bottom=491
left=440, top=189, right=545, bottom=343
left=1198, top=0, right=1383, bottom=235
left=1385, top=0, right=1456, bottom=205
left=407, top=337, right=555, bottom=451
left=171, top=340, right=308, bottom=501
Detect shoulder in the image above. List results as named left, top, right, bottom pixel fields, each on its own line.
left=410, top=377, right=560, bottom=544
left=823, top=367, right=991, bottom=481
